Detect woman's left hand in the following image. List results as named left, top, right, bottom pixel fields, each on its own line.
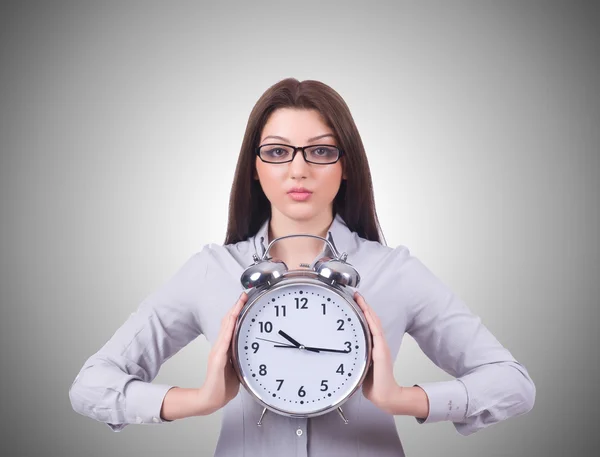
left=354, top=291, right=404, bottom=414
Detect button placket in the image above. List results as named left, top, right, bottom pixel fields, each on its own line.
left=294, top=418, right=308, bottom=456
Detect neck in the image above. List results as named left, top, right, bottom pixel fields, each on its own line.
left=267, top=208, right=334, bottom=266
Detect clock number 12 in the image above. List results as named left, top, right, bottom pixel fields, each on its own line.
left=295, top=297, right=308, bottom=309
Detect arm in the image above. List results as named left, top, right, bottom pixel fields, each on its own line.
left=397, top=246, right=536, bottom=436
left=68, top=247, right=211, bottom=432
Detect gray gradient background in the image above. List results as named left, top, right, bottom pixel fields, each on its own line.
left=0, top=1, right=597, bottom=456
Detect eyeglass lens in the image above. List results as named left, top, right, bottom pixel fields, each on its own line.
left=259, top=144, right=339, bottom=163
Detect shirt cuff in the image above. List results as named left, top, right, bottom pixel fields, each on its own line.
left=124, top=380, right=177, bottom=425
left=413, top=379, right=468, bottom=424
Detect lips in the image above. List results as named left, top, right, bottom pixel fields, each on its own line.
left=287, top=187, right=312, bottom=194
left=287, top=188, right=313, bottom=201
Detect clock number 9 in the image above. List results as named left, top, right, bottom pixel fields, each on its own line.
left=298, top=386, right=306, bottom=397
left=259, top=321, right=273, bottom=333
left=252, top=342, right=260, bottom=353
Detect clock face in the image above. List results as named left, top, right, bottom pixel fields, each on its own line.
left=234, top=281, right=369, bottom=416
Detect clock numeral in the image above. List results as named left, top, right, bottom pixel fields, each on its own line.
left=345, top=341, right=352, bottom=352
left=259, top=364, right=267, bottom=376
left=320, top=380, right=329, bottom=391
left=274, top=305, right=287, bottom=317
left=251, top=342, right=260, bottom=353
left=298, top=386, right=306, bottom=397
left=321, top=303, right=326, bottom=315
left=276, top=379, right=284, bottom=391
left=259, top=321, right=273, bottom=333
left=337, top=319, right=345, bottom=331
left=295, top=297, right=308, bottom=309
left=336, top=363, right=345, bottom=375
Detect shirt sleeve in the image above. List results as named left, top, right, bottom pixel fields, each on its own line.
left=398, top=246, right=536, bottom=436
left=68, top=247, right=210, bottom=432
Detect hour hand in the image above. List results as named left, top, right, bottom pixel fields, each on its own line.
left=277, top=330, right=301, bottom=347
left=277, top=331, right=320, bottom=353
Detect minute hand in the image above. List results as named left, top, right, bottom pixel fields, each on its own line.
left=274, top=345, right=350, bottom=354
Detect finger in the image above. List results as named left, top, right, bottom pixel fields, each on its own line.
left=355, top=291, right=383, bottom=329
left=215, top=292, right=248, bottom=351
left=354, top=292, right=383, bottom=338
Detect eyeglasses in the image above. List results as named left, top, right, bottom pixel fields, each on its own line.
left=256, top=143, right=344, bottom=164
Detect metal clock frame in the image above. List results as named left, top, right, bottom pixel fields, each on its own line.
left=231, top=234, right=373, bottom=426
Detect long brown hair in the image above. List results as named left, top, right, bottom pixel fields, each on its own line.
left=223, top=78, right=384, bottom=245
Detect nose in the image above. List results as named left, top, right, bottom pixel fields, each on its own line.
left=289, top=149, right=309, bottom=177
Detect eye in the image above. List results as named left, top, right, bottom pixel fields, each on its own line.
left=311, top=146, right=337, bottom=157
left=264, top=147, right=290, bottom=158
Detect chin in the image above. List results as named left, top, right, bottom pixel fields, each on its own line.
left=278, top=204, right=322, bottom=221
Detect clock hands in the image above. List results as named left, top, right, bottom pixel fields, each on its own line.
left=255, top=337, right=295, bottom=347
left=254, top=336, right=320, bottom=353
left=274, top=344, right=350, bottom=354
left=277, top=330, right=320, bottom=353
left=277, top=330, right=302, bottom=347
left=254, top=330, right=348, bottom=354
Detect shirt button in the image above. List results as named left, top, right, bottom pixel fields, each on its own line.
left=296, top=428, right=303, bottom=436
left=135, top=416, right=143, bottom=424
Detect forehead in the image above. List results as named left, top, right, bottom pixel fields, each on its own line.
left=260, top=108, right=335, bottom=143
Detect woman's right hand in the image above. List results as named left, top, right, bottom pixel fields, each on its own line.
left=196, top=291, right=248, bottom=415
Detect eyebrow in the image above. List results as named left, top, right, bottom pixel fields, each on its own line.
left=261, top=133, right=336, bottom=143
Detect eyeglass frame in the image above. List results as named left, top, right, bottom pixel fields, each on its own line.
left=255, top=143, right=345, bottom=164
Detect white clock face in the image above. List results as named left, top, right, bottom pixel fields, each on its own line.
left=235, top=282, right=368, bottom=416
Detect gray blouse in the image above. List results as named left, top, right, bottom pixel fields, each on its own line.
left=69, top=213, right=535, bottom=456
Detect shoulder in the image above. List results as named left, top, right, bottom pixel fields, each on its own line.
left=188, top=237, right=256, bottom=273
left=352, top=233, right=413, bottom=266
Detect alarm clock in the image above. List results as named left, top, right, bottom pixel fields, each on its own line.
left=231, top=234, right=373, bottom=426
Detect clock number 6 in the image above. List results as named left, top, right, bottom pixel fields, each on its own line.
left=298, top=386, right=306, bottom=397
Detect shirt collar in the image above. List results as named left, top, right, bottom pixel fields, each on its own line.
left=251, top=212, right=356, bottom=263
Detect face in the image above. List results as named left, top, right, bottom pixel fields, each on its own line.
left=255, top=108, right=346, bottom=222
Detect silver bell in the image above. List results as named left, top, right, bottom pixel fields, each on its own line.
left=314, top=254, right=360, bottom=288
left=240, top=254, right=288, bottom=289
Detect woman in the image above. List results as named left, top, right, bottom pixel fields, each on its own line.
left=69, top=78, right=536, bottom=456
